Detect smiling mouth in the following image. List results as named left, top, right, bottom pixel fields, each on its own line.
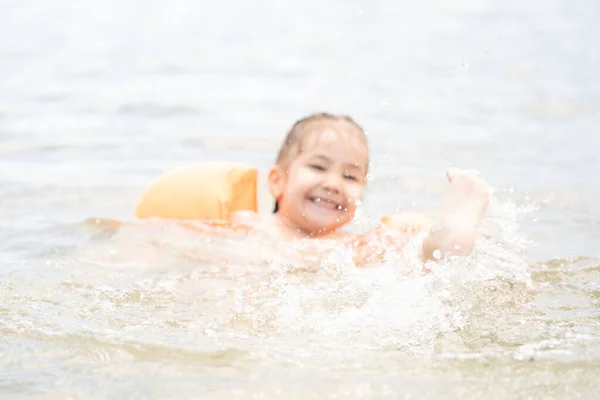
left=307, top=196, right=344, bottom=211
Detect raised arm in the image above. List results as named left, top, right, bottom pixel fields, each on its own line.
left=421, top=168, right=491, bottom=262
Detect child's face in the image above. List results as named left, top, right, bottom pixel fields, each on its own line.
left=269, top=124, right=368, bottom=237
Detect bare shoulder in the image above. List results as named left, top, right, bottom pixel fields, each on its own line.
left=229, top=210, right=263, bottom=226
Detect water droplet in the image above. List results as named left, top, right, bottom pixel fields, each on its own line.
left=366, top=173, right=373, bottom=181
left=433, top=249, right=442, bottom=260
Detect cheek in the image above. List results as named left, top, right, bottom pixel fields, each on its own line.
left=285, top=178, right=310, bottom=202
left=346, top=184, right=365, bottom=203
left=289, top=170, right=314, bottom=192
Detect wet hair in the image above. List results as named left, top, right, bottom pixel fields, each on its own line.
left=273, top=112, right=369, bottom=213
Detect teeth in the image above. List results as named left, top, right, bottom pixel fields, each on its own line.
left=309, top=196, right=343, bottom=210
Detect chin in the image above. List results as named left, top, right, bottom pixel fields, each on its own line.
left=304, top=218, right=347, bottom=237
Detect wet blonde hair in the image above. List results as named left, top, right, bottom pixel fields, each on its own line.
left=273, top=112, right=369, bottom=213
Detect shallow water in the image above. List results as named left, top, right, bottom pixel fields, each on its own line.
left=1, top=0, right=599, bottom=398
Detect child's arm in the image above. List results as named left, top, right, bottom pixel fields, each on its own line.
left=420, top=169, right=490, bottom=262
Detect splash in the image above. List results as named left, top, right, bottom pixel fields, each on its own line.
left=222, top=194, right=534, bottom=355
left=68, top=194, right=534, bottom=358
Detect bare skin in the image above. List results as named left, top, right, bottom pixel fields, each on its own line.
left=87, top=169, right=491, bottom=269
left=231, top=168, right=491, bottom=267
left=421, top=168, right=491, bottom=262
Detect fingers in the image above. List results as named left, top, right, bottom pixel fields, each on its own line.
left=446, top=168, right=458, bottom=183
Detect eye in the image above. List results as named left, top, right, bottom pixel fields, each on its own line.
left=344, top=173, right=358, bottom=181
left=309, top=164, right=326, bottom=171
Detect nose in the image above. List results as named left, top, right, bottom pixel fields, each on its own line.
left=322, top=172, right=342, bottom=194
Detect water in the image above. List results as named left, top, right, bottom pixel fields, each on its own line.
left=1, top=0, right=599, bottom=398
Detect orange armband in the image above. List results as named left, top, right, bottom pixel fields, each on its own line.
left=135, top=162, right=258, bottom=222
